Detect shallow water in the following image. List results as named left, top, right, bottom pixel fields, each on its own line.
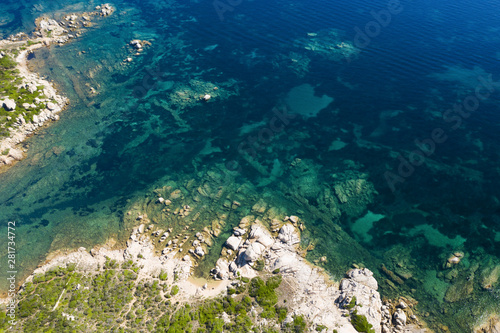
left=1, top=0, right=500, bottom=330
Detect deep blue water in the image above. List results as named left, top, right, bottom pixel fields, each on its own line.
left=1, top=0, right=500, bottom=330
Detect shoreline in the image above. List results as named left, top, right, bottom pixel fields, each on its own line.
left=2, top=215, right=432, bottom=333
left=0, top=4, right=114, bottom=170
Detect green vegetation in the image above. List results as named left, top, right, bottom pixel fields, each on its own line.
left=254, top=259, right=265, bottom=271
left=0, top=51, right=48, bottom=138
left=345, top=296, right=357, bottom=310
left=170, top=285, right=180, bottom=296
left=159, top=270, right=168, bottom=281
left=351, top=311, right=375, bottom=333
left=285, top=315, right=307, bottom=333
left=0, top=265, right=313, bottom=333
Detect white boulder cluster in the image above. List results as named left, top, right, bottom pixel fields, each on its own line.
left=95, top=4, right=114, bottom=16
left=209, top=215, right=427, bottom=333
left=130, top=39, right=143, bottom=50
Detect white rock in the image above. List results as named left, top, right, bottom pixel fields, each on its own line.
left=338, top=269, right=382, bottom=332
left=233, top=227, right=246, bottom=236
left=229, top=262, right=237, bottom=272
left=278, top=223, right=300, bottom=245
left=202, top=94, right=211, bottom=101
left=138, top=224, right=145, bottom=234
left=130, top=40, right=142, bottom=49
left=46, top=102, right=56, bottom=111
left=249, top=225, right=274, bottom=247
left=8, top=148, right=23, bottom=161
left=26, top=83, right=37, bottom=93
left=3, top=99, right=16, bottom=111
left=195, top=246, right=205, bottom=257
left=393, top=308, right=407, bottom=326
left=242, top=242, right=266, bottom=262
left=345, top=268, right=378, bottom=290
left=225, top=235, right=241, bottom=251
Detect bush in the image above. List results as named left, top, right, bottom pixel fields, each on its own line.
left=170, top=285, right=180, bottom=296
left=316, top=324, right=327, bottom=331
left=104, top=257, right=118, bottom=269
left=249, top=276, right=281, bottom=307
left=159, top=270, right=168, bottom=281
left=276, top=306, right=288, bottom=323
left=0, top=54, right=16, bottom=69
left=345, top=296, right=356, bottom=309
left=351, top=311, right=375, bottom=333
left=287, top=315, right=307, bottom=333
left=254, top=260, right=265, bottom=271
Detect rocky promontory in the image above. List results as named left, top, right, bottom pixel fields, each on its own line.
left=2, top=214, right=431, bottom=333
left=0, top=4, right=114, bottom=168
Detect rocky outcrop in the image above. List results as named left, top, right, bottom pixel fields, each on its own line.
left=338, top=268, right=382, bottom=332
left=212, top=217, right=387, bottom=332
left=96, top=4, right=114, bottom=16
left=475, top=314, right=500, bottom=333
left=0, top=4, right=114, bottom=168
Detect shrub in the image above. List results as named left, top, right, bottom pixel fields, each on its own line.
left=351, top=311, right=375, bottom=333
left=345, top=296, right=356, bottom=309
left=276, top=306, right=288, bottom=323
left=159, top=270, right=168, bottom=281
left=254, top=260, right=265, bottom=271
left=170, top=285, right=180, bottom=296
left=316, top=324, right=327, bottom=331
left=287, top=315, right=307, bottom=333
left=249, top=276, right=281, bottom=307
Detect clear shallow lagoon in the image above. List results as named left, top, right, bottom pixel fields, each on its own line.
left=1, top=0, right=500, bottom=330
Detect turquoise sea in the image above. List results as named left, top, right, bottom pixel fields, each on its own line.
left=1, top=0, right=500, bottom=331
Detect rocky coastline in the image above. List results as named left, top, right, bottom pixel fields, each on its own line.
left=5, top=215, right=432, bottom=333
left=0, top=4, right=114, bottom=169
